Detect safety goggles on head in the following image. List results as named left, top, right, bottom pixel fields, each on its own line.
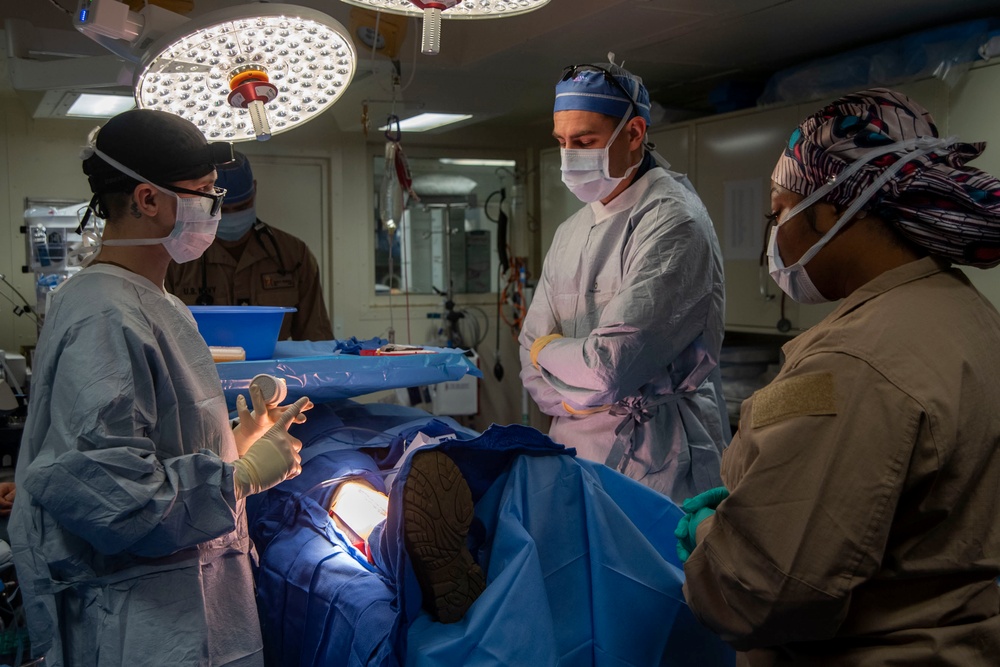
left=559, top=64, right=640, bottom=121
left=161, top=184, right=228, bottom=217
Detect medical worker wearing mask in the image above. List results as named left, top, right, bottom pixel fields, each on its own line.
left=679, top=89, right=1000, bottom=665
left=519, top=58, right=729, bottom=504
left=165, top=151, right=333, bottom=342
left=10, top=109, right=311, bottom=667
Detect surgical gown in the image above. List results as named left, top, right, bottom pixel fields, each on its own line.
left=9, top=264, right=262, bottom=667
left=520, top=165, right=729, bottom=503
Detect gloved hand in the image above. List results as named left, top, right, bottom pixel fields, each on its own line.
left=530, top=333, right=563, bottom=369
left=674, top=486, right=729, bottom=563
left=233, top=383, right=313, bottom=456
left=675, top=507, right=715, bottom=563
left=681, top=486, right=729, bottom=514
left=561, top=401, right=612, bottom=415
left=232, top=397, right=309, bottom=500
left=0, top=482, right=15, bottom=518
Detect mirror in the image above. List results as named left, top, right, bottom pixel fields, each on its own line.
left=373, top=155, right=518, bottom=296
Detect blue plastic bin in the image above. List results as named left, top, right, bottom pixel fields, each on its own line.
left=188, top=306, right=296, bottom=361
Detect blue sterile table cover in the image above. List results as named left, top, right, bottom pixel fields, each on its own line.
left=215, top=338, right=482, bottom=411
left=248, top=400, right=734, bottom=667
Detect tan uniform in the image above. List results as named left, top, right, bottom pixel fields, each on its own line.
left=166, top=221, right=333, bottom=342
left=684, top=257, right=1000, bottom=666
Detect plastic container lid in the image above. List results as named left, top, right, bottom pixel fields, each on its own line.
left=188, top=306, right=296, bottom=361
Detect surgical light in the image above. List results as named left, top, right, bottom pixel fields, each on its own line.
left=73, top=1, right=357, bottom=142
left=136, top=5, right=357, bottom=142
left=338, top=0, right=550, bottom=55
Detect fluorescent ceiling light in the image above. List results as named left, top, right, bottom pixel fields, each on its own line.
left=380, top=113, right=472, bottom=133
left=33, top=90, right=135, bottom=119
left=66, top=92, right=136, bottom=117
left=439, top=158, right=516, bottom=167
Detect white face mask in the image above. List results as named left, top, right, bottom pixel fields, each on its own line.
left=90, top=147, right=221, bottom=264
left=560, top=112, right=640, bottom=203
left=216, top=206, right=256, bottom=242
left=768, top=134, right=955, bottom=304
left=766, top=226, right=827, bottom=304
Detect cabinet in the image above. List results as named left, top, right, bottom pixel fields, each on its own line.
left=538, top=147, right=583, bottom=260
left=693, top=105, right=835, bottom=332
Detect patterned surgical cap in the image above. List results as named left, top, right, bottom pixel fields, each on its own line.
left=773, top=88, right=1000, bottom=268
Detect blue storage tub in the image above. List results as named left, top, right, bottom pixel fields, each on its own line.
left=188, top=305, right=296, bottom=360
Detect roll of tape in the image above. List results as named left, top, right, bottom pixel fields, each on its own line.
left=250, top=373, right=287, bottom=406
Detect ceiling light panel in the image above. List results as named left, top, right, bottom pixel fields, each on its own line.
left=67, top=93, right=137, bottom=117
left=379, top=112, right=472, bottom=132
left=135, top=5, right=356, bottom=141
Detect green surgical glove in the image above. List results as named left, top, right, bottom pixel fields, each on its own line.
left=675, top=507, right=715, bottom=563
left=674, top=486, right=729, bottom=563
left=681, top=486, right=729, bottom=513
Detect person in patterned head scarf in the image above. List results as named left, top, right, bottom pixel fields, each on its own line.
left=765, top=87, right=1000, bottom=303
left=679, top=88, right=1000, bottom=665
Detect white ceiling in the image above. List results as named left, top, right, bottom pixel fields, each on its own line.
left=3, top=0, right=999, bottom=147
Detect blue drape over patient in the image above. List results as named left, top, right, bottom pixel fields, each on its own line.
left=249, top=401, right=733, bottom=666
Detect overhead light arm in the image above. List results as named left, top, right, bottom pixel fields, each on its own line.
left=73, top=0, right=143, bottom=43
left=72, top=0, right=189, bottom=64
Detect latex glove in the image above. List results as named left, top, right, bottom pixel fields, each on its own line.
left=681, top=486, right=729, bottom=514
left=530, top=333, right=563, bottom=369
left=561, top=401, right=612, bottom=415
left=233, top=383, right=313, bottom=457
left=232, top=397, right=308, bottom=500
left=675, top=506, right=715, bottom=563
left=0, top=482, right=15, bottom=518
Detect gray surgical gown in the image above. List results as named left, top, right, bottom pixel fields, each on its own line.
left=9, top=265, right=263, bottom=667
left=519, top=166, right=729, bottom=503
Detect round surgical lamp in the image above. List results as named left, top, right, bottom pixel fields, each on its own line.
left=339, top=0, right=550, bottom=55
left=135, top=4, right=357, bottom=142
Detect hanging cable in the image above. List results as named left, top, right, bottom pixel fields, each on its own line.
left=399, top=17, right=420, bottom=93
left=0, top=274, right=39, bottom=325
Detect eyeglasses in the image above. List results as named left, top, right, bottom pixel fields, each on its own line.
left=164, top=185, right=228, bottom=217
left=559, top=64, right=640, bottom=121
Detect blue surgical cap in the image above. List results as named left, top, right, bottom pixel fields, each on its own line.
left=215, top=151, right=255, bottom=206
left=554, top=64, right=652, bottom=126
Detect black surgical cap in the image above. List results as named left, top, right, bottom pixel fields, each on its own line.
left=82, top=109, right=234, bottom=195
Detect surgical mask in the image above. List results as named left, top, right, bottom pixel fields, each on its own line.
left=768, top=134, right=955, bottom=303
left=216, top=206, right=256, bottom=241
left=561, top=113, right=640, bottom=203
left=88, top=147, right=222, bottom=264
left=766, top=226, right=827, bottom=304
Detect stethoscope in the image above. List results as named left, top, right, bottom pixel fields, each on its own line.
left=195, top=220, right=302, bottom=305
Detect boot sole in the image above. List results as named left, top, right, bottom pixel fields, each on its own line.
left=403, top=450, right=486, bottom=623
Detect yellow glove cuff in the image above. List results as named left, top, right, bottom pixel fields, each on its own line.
left=561, top=402, right=612, bottom=416
left=530, top=333, right=563, bottom=369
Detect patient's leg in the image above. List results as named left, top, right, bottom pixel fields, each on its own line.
left=403, top=450, right=486, bottom=624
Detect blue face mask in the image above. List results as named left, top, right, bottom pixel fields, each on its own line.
left=216, top=206, right=256, bottom=241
